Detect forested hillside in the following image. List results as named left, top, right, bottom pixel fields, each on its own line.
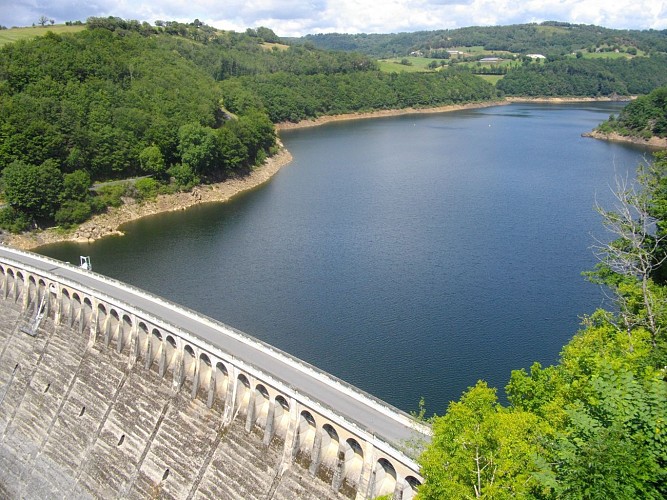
left=220, top=69, right=497, bottom=123
left=496, top=55, right=667, bottom=96
left=0, top=22, right=283, bottom=231
left=595, top=85, right=667, bottom=139
left=291, top=22, right=667, bottom=100
left=0, top=18, right=501, bottom=233
left=293, top=22, right=667, bottom=58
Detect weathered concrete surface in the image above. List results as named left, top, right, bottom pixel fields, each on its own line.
left=0, top=298, right=345, bottom=499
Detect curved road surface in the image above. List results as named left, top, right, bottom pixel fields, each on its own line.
left=0, top=246, right=429, bottom=454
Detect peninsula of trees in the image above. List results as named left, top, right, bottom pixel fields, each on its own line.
left=595, top=85, right=667, bottom=140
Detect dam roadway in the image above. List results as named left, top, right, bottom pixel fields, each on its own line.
left=0, top=245, right=428, bottom=450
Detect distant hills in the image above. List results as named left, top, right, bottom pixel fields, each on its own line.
left=286, top=21, right=667, bottom=58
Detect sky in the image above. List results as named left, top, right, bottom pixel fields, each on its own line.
left=1, top=0, right=666, bottom=36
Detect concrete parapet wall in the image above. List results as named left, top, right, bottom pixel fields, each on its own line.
left=0, top=251, right=425, bottom=499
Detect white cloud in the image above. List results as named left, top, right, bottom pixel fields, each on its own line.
left=1, top=0, right=665, bottom=34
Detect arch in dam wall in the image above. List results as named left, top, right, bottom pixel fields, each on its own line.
left=0, top=258, right=424, bottom=499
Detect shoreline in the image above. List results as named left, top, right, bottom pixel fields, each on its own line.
left=5, top=146, right=293, bottom=251
left=275, top=100, right=509, bottom=130
left=3, top=96, right=646, bottom=250
left=274, top=96, right=632, bottom=130
left=583, top=130, right=667, bottom=149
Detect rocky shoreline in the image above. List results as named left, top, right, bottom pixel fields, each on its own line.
left=274, top=97, right=632, bottom=131
left=5, top=146, right=293, bottom=250
left=582, top=130, right=667, bottom=149
left=275, top=100, right=509, bottom=130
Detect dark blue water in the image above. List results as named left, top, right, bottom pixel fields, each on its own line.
left=38, top=103, right=652, bottom=415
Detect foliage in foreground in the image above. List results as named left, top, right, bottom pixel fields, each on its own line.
left=417, top=153, right=667, bottom=499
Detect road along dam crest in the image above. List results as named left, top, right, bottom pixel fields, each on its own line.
left=0, top=247, right=428, bottom=499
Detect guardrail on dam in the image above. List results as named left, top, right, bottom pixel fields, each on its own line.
left=0, top=247, right=429, bottom=499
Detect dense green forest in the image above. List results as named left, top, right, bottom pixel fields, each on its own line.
left=220, top=70, right=497, bottom=123
left=496, top=56, right=667, bottom=96
left=0, top=18, right=501, bottom=232
left=417, top=152, right=667, bottom=499
left=0, top=22, right=284, bottom=231
left=292, top=22, right=667, bottom=58
left=0, top=19, right=384, bottom=232
left=595, top=85, right=667, bottom=139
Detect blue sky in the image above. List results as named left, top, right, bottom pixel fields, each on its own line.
left=2, top=0, right=666, bottom=36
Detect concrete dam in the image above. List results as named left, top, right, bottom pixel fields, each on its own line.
left=0, top=247, right=428, bottom=499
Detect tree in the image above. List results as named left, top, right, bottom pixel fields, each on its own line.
left=217, top=126, right=248, bottom=171
left=139, top=144, right=166, bottom=178
left=167, top=163, right=199, bottom=189
left=61, top=169, right=92, bottom=202
left=231, top=111, right=275, bottom=165
left=2, top=159, right=64, bottom=221
left=255, top=26, right=280, bottom=43
left=550, top=367, right=667, bottom=499
left=506, top=310, right=667, bottom=499
left=418, top=382, right=550, bottom=499
left=177, top=123, right=221, bottom=174
left=590, top=158, right=667, bottom=347
left=55, top=200, right=92, bottom=226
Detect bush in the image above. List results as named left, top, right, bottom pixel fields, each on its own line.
left=158, top=183, right=179, bottom=195
left=139, top=145, right=166, bottom=178
left=94, top=183, right=127, bottom=208
left=134, top=177, right=159, bottom=200
left=0, top=206, right=32, bottom=233
left=2, top=160, right=63, bottom=220
left=167, top=163, right=199, bottom=190
left=62, top=170, right=92, bottom=202
left=54, top=200, right=92, bottom=226
left=89, top=196, right=107, bottom=213
left=254, top=148, right=267, bottom=166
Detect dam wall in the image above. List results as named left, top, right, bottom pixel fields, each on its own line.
left=0, top=250, right=426, bottom=499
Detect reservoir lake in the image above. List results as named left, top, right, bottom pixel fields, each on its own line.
left=38, top=103, right=653, bottom=415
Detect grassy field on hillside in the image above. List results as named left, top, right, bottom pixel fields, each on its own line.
left=378, top=57, right=440, bottom=72
left=578, top=50, right=637, bottom=59
left=261, top=42, right=290, bottom=51
left=0, top=25, right=86, bottom=46
left=476, top=74, right=505, bottom=85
